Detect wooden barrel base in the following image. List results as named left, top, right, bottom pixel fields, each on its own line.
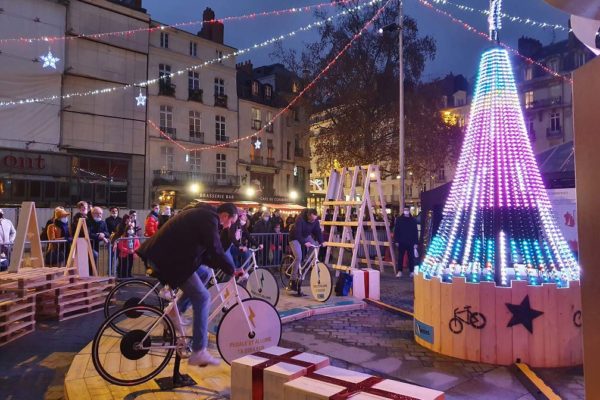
left=413, top=272, right=582, bottom=367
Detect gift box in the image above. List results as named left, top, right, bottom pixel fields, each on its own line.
left=283, top=365, right=444, bottom=400
left=352, top=269, right=380, bottom=300
left=231, top=346, right=330, bottom=400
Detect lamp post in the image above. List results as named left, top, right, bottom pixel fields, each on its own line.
left=397, top=0, right=405, bottom=211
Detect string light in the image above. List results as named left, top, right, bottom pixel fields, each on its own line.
left=421, top=47, right=579, bottom=287
left=0, top=0, right=367, bottom=45
left=0, top=0, right=382, bottom=108
left=148, top=0, right=392, bottom=152
left=417, top=0, right=574, bottom=84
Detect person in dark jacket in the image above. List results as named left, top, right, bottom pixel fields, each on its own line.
left=105, top=207, right=122, bottom=236
left=71, top=200, right=91, bottom=237
left=288, top=208, right=324, bottom=292
left=158, top=205, right=172, bottom=229
left=89, top=207, right=110, bottom=270
left=393, top=206, right=419, bottom=278
left=271, top=209, right=283, bottom=231
left=252, top=211, right=273, bottom=266
left=136, top=202, right=241, bottom=367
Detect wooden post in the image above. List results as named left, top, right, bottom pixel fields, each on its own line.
left=65, top=218, right=98, bottom=276
left=8, top=202, right=44, bottom=273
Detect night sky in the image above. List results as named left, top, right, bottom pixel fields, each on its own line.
left=142, top=0, right=571, bottom=81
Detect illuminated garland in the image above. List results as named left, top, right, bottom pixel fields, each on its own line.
left=0, top=0, right=364, bottom=44
left=417, top=0, right=574, bottom=84
left=148, top=0, right=393, bottom=152
left=0, top=0, right=382, bottom=108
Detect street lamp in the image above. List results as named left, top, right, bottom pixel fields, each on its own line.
left=245, top=186, right=256, bottom=198
left=188, top=182, right=200, bottom=194
left=289, top=190, right=299, bottom=201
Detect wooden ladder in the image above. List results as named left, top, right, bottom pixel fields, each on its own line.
left=322, top=165, right=396, bottom=273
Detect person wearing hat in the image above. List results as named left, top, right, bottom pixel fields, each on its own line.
left=0, top=209, right=16, bottom=271
left=45, top=207, right=72, bottom=267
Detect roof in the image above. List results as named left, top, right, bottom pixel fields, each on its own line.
left=536, top=141, right=575, bottom=189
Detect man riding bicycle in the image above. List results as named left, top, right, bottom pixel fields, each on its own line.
left=136, top=202, right=242, bottom=367
left=287, top=208, right=324, bottom=293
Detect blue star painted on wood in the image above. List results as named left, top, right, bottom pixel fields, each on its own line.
left=506, top=295, right=544, bottom=334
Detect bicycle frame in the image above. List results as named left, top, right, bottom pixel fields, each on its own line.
left=298, top=246, right=320, bottom=281
left=137, top=270, right=254, bottom=350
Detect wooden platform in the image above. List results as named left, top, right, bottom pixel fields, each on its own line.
left=0, top=295, right=36, bottom=347
left=64, top=293, right=366, bottom=399
left=413, top=272, right=583, bottom=367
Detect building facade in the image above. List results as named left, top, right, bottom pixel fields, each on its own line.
left=146, top=8, right=240, bottom=209
left=515, top=35, right=594, bottom=155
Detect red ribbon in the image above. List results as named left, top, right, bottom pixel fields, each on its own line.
left=364, top=270, right=370, bottom=299
left=251, top=350, right=320, bottom=400
left=303, top=372, right=419, bottom=400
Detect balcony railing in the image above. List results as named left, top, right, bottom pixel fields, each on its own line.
left=266, top=157, right=276, bottom=167
left=214, top=93, right=228, bottom=108
left=294, top=148, right=304, bottom=157
left=188, top=88, right=203, bottom=103
left=251, top=156, right=264, bottom=165
left=189, top=131, right=204, bottom=143
left=153, top=170, right=240, bottom=187
left=525, top=96, right=562, bottom=110
left=546, top=127, right=563, bottom=138
left=251, top=119, right=262, bottom=130
left=160, top=127, right=176, bottom=139
left=216, top=135, right=230, bottom=143
left=159, top=81, right=176, bottom=97
left=265, top=123, right=274, bottom=133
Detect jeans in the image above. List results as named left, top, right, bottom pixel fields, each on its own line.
left=229, top=246, right=251, bottom=269
left=178, top=265, right=211, bottom=314
left=177, top=266, right=211, bottom=351
left=290, top=238, right=317, bottom=280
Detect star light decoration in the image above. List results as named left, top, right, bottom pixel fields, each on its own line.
left=40, top=49, right=60, bottom=69
left=135, top=89, right=146, bottom=107
left=420, top=0, right=579, bottom=287
left=254, top=138, right=262, bottom=150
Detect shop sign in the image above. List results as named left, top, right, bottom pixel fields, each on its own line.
left=0, top=149, right=70, bottom=177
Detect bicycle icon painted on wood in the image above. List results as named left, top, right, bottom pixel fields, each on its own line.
left=449, top=306, right=487, bottom=334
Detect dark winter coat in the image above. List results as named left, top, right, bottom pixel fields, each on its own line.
left=136, top=206, right=235, bottom=288
left=252, top=219, right=273, bottom=234
left=289, top=215, right=323, bottom=244
left=105, top=216, right=122, bottom=235
left=393, top=215, right=418, bottom=245
left=88, top=220, right=109, bottom=252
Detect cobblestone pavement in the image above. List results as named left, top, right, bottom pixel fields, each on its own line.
left=0, top=272, right=586, bottom=399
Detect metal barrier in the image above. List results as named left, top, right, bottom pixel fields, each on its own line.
left=108, top=236, right=149, bottom=278
left=0, top=240, right=70, bottom=271
left=248, top=233, right=290, bottom=268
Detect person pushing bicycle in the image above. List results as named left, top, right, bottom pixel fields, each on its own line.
left=136, top=202, right=243, bottom=367
left=287, top=208, right=324, bottom=293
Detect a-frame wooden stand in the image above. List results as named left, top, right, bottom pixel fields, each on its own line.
left=8, top=202, right=45, bottom=273
left=65, top=218, right=98, bottom=277
left=322, top=165, right=396, bottom=273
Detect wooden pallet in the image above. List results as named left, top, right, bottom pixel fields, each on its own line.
left=0, top=319, right=35, bottom=347
left=0, top=295, right=36, bottom=347
left=0, top=267, right=76, bottom=295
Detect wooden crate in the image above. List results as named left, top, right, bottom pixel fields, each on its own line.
left=0, top=295, right=36, bottom=347
left=35, top=277, right=115, bottom=322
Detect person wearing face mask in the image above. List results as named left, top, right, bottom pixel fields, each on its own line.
left=116, top=220, right=140, bottom=278
left=105, top=207, right=122, bottom=236
left=144, top=203, right=160, bottom=237
left=71, top=200, right=91, bottom=238
left=0, top=209, right=17, bottom=271
left=288, top=208, right=324, bottom=293
left=393, top=206, right=419, bottom=278
left=89, top=207, right=110, bottom=268
left=46, top=208, right=72, bottom=267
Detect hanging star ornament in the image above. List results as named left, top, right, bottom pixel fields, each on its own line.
left=254, top=138, right=262, bottom=149
left=135, top=89, right=146, bottom=107
left=40, top=49, right=60, bottom=69
left=506, top=295, right=544, bottom=334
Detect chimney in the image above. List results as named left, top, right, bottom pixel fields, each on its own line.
left=236, top=60, right=253, bottom=74
left=198, top=7, right=224, bottom=44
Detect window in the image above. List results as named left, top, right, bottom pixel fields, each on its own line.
left=189, top=151, right=201, bottom=172
left=161, top=146, right=174, bottom=170
left=265, top=85, right=272, bottom=99
left=525, top=91, right=534, bottom=108
left=547, top=59, right=559, bottom=73
left=286, top=142, right=291, bottom=160
left=574, top=52, right=586, bottom=68
left=214, top=78, right=225, bottom=96
left=159, top=64, right=171, bottom=82
left=188, top=71, right=200, bottom=90
left=252, top=81, right=259, bottom=96
left=292, top=109, right=299, bottom=121
left=160, top=32, right=169, bottom=48
left=215, top=115, right=226, bottom=141
left=189, top=41, right=197, bottom=57
left=437, top=167, right=445, bottom=181
left=525, top=66, right=533, bottom=81
left=550, top=111, right=561, bottom=132
left=406, top=184, right=413, bottom=198
left=159, top=105, right=173, bottom=128
left=216, top=50, right=223, bottom=63
left=216, top=154, right=226, bottom=178
left=189, top=111, right=202, bottom=141
left=286, top=174, right=290, bottom=191
left=267, top=139, right=273, bottom=158
left=527, top=118, right=535, bottom=141
left=251, top=108, right=261, bottom=130
left=266, top=111, right=273, bottom=132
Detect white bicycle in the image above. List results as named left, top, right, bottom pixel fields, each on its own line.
left=280, top=244, right=333, bottom=302
left=92, top=270, right=281, bottom=386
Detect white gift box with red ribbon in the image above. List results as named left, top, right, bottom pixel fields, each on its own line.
left=351, top=268, right=380, bottom=300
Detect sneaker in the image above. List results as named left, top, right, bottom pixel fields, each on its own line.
left=410, top=272, right=414, bottom=278
left=395, top=271, right=402, bottom=278
left=188, top=349, right=220, bottom=367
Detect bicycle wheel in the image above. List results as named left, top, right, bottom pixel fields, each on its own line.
left=310, top=262, right=333, bottom=302
left=246, top=268, right=280, bottom=307
left=470, top=312, right=487, bottom=329
left=207, top=284, right=251, bottom=316
left=449, top=317, right=463, bottom=334
left=92, top=305, right=175, bottom=386
left=104, top=279, right=164, bottom=335
left=279, top=255, right=294, bottom=287
left=216, top=298, right=282, bottom=365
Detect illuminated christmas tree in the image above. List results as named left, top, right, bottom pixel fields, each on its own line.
left=420, top=1, right=579, bottom=286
